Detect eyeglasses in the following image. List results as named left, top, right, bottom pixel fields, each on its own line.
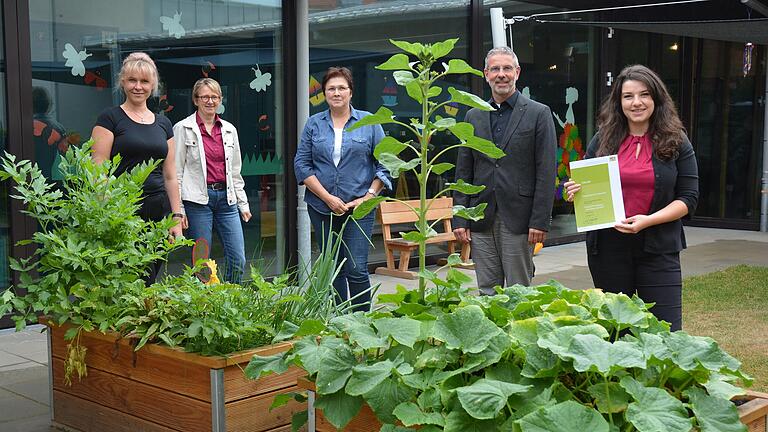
left=195, top=95, right=221, bottom=102
left=325, top=86, right=350, bottom=94
left=487, top=66, right=518, bottom=74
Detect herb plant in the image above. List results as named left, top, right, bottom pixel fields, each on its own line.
left=0, top=141, right=184, bottom=333
left=249, top=278, right=751, bottom=432
left=349, top=38, right=504, bottom=301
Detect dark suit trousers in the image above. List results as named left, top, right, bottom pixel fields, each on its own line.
left=588, top=228, right=682, bottom=331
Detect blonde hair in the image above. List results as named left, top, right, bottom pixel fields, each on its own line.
left=118, top=52, right=159, bottom=94
left=192, top=78, right=223, bottom=99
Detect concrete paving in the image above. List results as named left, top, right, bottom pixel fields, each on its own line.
left=0, top=226, right=766, bottom=431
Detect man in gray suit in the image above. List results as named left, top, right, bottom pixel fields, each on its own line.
left=453, top=46, right=556, bottom=294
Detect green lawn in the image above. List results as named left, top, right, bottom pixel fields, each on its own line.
left=683, top=265, right=768, bottom=392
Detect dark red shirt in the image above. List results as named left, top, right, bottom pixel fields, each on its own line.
left=618, top=134, right=655, bottom=218
left=196, top=112, right=226, bottom=184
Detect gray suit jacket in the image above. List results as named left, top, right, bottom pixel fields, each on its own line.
left=453, top=93, right=557, bottom=234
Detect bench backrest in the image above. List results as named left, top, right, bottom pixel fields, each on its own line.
left=378, top=197, right=453, bottom=226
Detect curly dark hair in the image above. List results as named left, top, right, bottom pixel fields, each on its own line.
left=596, top=65, right=684, bottom=161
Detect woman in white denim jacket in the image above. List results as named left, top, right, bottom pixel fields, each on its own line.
left=174, top=78, right=251, bottom=283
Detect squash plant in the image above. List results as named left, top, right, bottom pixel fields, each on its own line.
left=349, top=38, right=504, bottom=301
left=249, top=278, right=752, bottom=432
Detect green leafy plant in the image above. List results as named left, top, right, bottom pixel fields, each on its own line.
left=0, top=141, right=184, bottom=333
left=349, top=38, right=504, bottom=301
left=250, top=279, right=752, bottom=432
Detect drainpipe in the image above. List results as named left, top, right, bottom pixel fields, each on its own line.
left=297, top=0, right=313, bottom=277
left=761, top=61, right=768, bottom=232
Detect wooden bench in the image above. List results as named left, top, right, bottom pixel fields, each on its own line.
left=375, top=197, right=471, bottom=279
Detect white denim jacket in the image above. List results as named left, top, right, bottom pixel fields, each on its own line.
left=173, top=113, right=250, bottom=215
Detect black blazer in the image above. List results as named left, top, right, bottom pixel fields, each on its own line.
left=453, top=93, right=557, bottom=234
left=585, top=133, right=699, bottom=255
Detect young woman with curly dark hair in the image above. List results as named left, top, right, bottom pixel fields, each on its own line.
left=564, top=65, right=699, bottom=331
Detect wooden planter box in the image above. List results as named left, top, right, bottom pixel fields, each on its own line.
left=46, top=323, right=305, bottom=432
left=737, top=391, right=768, bottom=432
left=299, top=378, right=768, bottom=432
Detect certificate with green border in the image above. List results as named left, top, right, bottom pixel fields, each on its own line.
left=569, top=155, right=626, bottom=232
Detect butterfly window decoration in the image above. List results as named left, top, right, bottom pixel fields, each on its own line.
left=62, top=43, right=92, bottom=77
left=250, top=65, right=272, bottom=92
left=160, top=11, right=185, bottom=39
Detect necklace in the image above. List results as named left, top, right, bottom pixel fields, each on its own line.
left=123, top=105, right=150, bottom=123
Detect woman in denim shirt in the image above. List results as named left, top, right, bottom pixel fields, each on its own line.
left=294, top=67, right=391, bottom=311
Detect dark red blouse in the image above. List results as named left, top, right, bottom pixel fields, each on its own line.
left=196, top=112, right=226, bottom=184
left=617, top=133, right=655, bottom=218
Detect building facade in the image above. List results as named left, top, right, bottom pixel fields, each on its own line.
left=0, top=0, right=765, bottom=302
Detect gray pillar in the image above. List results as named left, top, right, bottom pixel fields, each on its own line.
left=296, top=0, right=313, bottom=276
left=761, top=63, right=768, bottom=232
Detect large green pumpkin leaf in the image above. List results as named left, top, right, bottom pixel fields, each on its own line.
left=517, top=400, right=610, bottom=432
left=345, top=321, right=388, bottom=350
left=315, top=389, right=363, bottom=430
left=346, top=360, right=398, bottom=396
left=374, top=316, right=422, bottom=348
left=431, top=305, right=503, bottom=354
left=703, top=373, right=746, bottom=400
left=520, top=345, right=560, bottom=378
left=244, top=353, right=288, bottom=379
left=393, top=402, right=445, bottom=427
left=537, top=323, right=609, bottom=357
left=560, top=334, right=646, bottom=373
left=598, top=294, right=649, bottom=328
left=363, top=376, right=417, bottom=424
left=465, top=332, right=512, bottom=372
left=663, top=332, right=742, bottom=374
left=685, top=387, right=746, bottom=432
left=588, top=382, right=631, bottom=414
left=314, top=339, right=357, bottom=394
left=444, top=409, right=500, bottom=432
left=455, top=378, right=531, bottom=419
left=292, top=336, right=344, bottom=375
left=620, top=376, right=693, bottom=432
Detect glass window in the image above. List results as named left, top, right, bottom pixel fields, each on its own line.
left=307, top=0, right=471, bottom=262
left=483, top=2, right=597, bottom=241
left=694, top=40, right=761, bottom=222
left=28, top=0, right=284, bottom=275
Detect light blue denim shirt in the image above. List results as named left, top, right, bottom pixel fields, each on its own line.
left=294, top=106, right=392, bottom=215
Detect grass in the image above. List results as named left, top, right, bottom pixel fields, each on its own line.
left=683, top=264, right=768, bottom=392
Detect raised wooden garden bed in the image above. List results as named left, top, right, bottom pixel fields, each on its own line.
left=298, top=378, right=768, bottom=432
left=737, top=391, right=768, bottom=432
left=46, top=322, right=305, bottom=432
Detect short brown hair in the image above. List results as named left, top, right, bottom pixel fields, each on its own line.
left=321, top=67, right=353, bottom=95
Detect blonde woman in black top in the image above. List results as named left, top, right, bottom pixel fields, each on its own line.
left=91, top=52, right=183, bottom=283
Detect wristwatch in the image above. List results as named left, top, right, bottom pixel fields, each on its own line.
left=367, top=188, right=378, bottom=196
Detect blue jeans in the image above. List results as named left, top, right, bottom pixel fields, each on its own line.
left=184, top=189, right=246, bottom=284
left=307, top=206, right=374, bottom=311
